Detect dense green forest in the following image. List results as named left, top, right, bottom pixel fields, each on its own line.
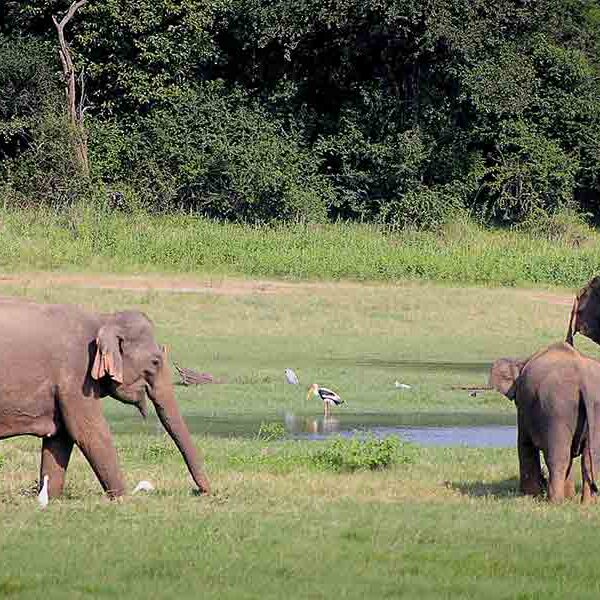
left=1, top=0, right=599, bottom=227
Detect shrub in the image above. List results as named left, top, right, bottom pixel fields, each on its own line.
left=312, top=435, right=414, bottom=472
left=475, top=121, right=579, bottom=223
left=256, top=422, right=287, bottom=442
left=2, top=109, right=94, bottom=210
left=121, top=84, right=333, bottom=223
left=516, top=207, right=592, bottom=247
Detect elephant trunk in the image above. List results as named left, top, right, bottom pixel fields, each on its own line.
left=147, top=359, right=211, bottom=495
left=565, top=296, right=579, bottom=346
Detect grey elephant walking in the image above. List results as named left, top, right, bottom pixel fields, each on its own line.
left=0, top=297, right=210, bottom=499
left=490, top=342, right=600, bottom=503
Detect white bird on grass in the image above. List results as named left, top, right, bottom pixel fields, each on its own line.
left=38, top=474, right=49, bottom=509
left=285, top=368, right=300, bottom=385
left=394, top=381, right=412, bottom=390
left=307, top=384, right=345, bottom=416
left=133, top=480, right=155, bottom=494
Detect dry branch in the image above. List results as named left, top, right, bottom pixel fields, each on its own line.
left=173, top=362, right=223, bottom=386
left=52, top=0, right=89, bottom=176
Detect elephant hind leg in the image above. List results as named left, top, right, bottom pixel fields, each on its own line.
left=518, top=434, right=545, bottom=496
left=40, top=431, right=74, bottom=498
left=545, top=450, right=572, bottom=504
left=564, top=463, right=576, bottom=499
left=581, top=445, right=598, bottom=505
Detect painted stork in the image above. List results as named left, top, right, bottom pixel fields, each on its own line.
left=307, top=384, right=345, bottom=416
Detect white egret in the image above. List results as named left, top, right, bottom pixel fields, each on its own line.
left=307, top=384, right=345, bottom=416
left=38, top=475, right=49, bottom=509
left=285, top=368, right=300, bottom=385
left=394, top=381, right=412, bottom=390
left=133, top=480, right=155, bottom=494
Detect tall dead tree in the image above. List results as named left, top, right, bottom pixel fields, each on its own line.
left=53, top=0, right=89, bottom=176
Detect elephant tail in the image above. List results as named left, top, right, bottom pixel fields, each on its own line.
left=566, top=296, right=579, bottom=346
left=581, top=384, right=599, bottom=495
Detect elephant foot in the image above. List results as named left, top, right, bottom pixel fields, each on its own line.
left=520, top=476, right=546, bottom=497
left=581, top=483, right=598, bottom=505
left=564, top=479, right=576, bottom=499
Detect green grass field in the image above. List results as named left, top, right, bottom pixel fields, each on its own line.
left=1, top=276, right=600, bottom=598
left=0, top=207, right=598, bottom=286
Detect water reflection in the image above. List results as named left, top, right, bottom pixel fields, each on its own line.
left=284, top=413, right=340, bottom=436
left=111, top=410, right=516, bottom=448
left=283, top=412, right=516, bottom=447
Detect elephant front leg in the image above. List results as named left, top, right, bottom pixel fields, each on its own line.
left=75, top=419, right=125, bottom=498
left=518, top=433, right=545, bottom=496
left=39, top=431, right=74, bottom=498
left=60, top=398, right=125, bottom=498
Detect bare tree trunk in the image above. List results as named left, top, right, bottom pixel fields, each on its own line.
left=52, top=0, right=89, bottom=177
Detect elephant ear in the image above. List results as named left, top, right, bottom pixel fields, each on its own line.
left=91, top=324, right=124, bottom=383
left=566, top=276, right=600, bottom=346
left=488, top=358, right=527, bottom=401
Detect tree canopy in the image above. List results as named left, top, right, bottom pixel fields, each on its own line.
left=1, top=0, right=599, bottom=226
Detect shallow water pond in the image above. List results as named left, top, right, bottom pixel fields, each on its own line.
left=110, top=411, right=517, bottom=448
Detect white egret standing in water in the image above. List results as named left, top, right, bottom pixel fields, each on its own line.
left=38, top=474, right=49, bottom=509
left=307, top=384, right=345, bottom=416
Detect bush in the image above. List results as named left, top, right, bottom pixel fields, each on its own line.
left=476, top=121, right=579, bottom=223
left=256, top=422, right=287, bottom=442
left=312, top=435, right=414, bottom=472
left=2, top=109, right=94, bottom=210
left=0, top=36, right=58, bottom=155
left=120, top=84, right=333, bottom=223
left=516, top=207, right=592, bottom=247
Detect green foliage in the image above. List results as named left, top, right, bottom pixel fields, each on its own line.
left=516, top=207, right=592, bottom=247
left=120, top=85, right=332, bottom=222
left=1, top=109, right=92, bottom=209
left=312, top=436, right=414, bottom=472
left=256, top=422, right=287, bottom=442
left=477, top=121, right=579, bottom=222
left=0, top=35, right=60, bottom=170
left=1, top=0, right=600, bottom=225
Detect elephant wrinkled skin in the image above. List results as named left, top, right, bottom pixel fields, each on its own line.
left=0, top=297, right=210, bottom=499
left=490, top=342, right=600, bottom=503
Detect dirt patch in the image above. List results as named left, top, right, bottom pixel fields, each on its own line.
left=0, top=272, right=376, bottom=297
left=0, top=272, right=579, bottom=304
left=528, top=292, right=573, bottom=306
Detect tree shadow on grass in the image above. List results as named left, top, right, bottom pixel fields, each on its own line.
left=448, top=477, right=523, bottom=499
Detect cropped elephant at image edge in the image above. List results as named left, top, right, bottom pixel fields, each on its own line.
left=489, top=343, right=600, bottom=503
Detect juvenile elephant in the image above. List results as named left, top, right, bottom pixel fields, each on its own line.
left=0, top=297, right=210, bottom=499
left=490, top=342, right=600, bottom=503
